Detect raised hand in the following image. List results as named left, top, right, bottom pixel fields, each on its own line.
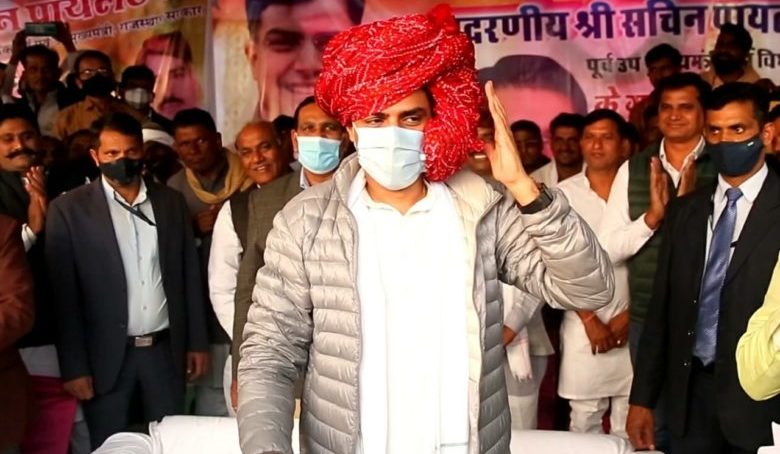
left=484, top=81, right=540, bottom=206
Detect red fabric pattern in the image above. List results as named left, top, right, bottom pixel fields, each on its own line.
left=315, top=4, right=483, bottom=181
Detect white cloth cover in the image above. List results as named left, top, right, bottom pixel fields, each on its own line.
left=94, top=417, right=664, bottom=454
left=92, top=432, right=154, bottom=454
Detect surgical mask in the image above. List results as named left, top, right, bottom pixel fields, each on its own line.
left=99, top=157, right=144, bottom=186
left=82, top=75, right=115, bottom=97
left=356, top=126, right=425, bottom=191
left=124, top=88, right=152, bottom=110
left=705, top=133, right=764, bottom=177
left=296, top=136, right=341, bottom=174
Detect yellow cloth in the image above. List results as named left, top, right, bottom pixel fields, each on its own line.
left=184, top=150, right=251, bottom=205
left=736, top=252, right=780, bottom=400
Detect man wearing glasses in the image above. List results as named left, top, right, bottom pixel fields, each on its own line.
left=54, top=50, right=144, bottom=139
left=244, top=0, right=364, bottom=121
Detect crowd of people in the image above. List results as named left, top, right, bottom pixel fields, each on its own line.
left=2, top=6, right=780, bottom=454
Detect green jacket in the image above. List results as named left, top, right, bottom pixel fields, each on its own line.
left=627, top=141, right=717, bottom=323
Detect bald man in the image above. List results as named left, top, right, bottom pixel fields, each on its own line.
left=207, top=121, right=290, bottom=413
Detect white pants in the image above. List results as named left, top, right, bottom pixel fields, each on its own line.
left=505, top=355, right=548, bottom=430
left=569, top=395, right=629, bottom=439
left=223, top=354, right=236, bottom=417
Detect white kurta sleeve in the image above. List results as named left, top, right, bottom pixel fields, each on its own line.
left=599, top=162, right=655, bottom=265
left=208, top=202, right=242, bottom=339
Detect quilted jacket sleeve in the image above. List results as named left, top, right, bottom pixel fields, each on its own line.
left=496, top=189, right=614, bottom=314
left=237, top=206, right=312, bottom=454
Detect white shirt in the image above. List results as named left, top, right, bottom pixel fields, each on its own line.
left=208, top=202, right=243, bottom=339
left=101, top=178, right=168, bottom=336
left=705, top=164, right=768, bottom=262
left=349, top=170, right=469, bottom=454
left=556, top=171, right=633, bottom=399
left=658, top=137, right=705, bottom=187
left=599, top=139, right=705, bottom=265
left=530, top=162, right=559, bottom=188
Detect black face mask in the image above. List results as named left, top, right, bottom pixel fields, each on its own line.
left=711, top=52, right=743, bottom=75
left=99, top=157, right=143, bottom=186
left=82, top=75, right=115, bottom=97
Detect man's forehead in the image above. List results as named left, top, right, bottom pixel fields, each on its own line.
left=0, top=118, right=36, bottom=133
left=299, top=103, right=335, bottom=122
left=79, top=57, right=109, bottom=70
left=238, top=124, right=275, bottom=144
left=261, top=2, right=352, bottom=33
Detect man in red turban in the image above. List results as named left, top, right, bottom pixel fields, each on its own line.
left=237, top=5, right=614, bottom=454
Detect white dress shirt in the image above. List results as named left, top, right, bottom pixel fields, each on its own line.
left=101, top=177, right=168, bottom=336
left=557, top=171, right=633, bottom=399
left=705, top=164, right=768, bottom=261
left=208, top=202, right=243, bottom=339
left=658, top=137, right=705, bottom=187
left=349, top=170, right=469, bottom=454
left=599, top=138, right=705, bottom=265
left=530, top=161, right=559, bottom=188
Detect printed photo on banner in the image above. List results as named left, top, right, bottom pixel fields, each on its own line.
left=0, top=0, right=207, bottom=121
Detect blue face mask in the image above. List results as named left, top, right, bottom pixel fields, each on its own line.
left=296, top=136, right=342, bottom=174
left=356, top=126, right=425, bottom=191
left=705, top=133, right=764, bottom=177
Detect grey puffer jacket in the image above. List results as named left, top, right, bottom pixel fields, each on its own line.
left=238, top=155, right=613, bottom=454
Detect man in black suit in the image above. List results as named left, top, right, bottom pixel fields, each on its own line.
left=45, top=113, right=210, bottom=449
left=627, top=82, right=780, bottom=453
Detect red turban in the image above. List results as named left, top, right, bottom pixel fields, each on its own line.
left=315, top=4, right=482, bottom=182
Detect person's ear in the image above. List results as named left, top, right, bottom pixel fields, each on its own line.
left=90, top=148, right=100, bottom=167
left=762, top=121, right=775, bottom=149
left=347, top=125, right=357, bottom=145
left=291, top=130, right=299, bottom=159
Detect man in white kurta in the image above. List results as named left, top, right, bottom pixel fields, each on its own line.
left=557, top=110, right=634, bottom=438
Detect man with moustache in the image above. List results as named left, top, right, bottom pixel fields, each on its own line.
left=54, top=51, right=144, bottom=139
left=531, top=113, right=585, bottom=187
left=168, top=108, right=252, bottom=416
left=46, top=113, right=209, bottom=449
left=228, top=97, right=348, bottom=410
left=208, top=121, right=290, bottom=412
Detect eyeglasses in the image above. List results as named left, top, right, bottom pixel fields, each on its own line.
left=79, top=68, right=111, bottom=78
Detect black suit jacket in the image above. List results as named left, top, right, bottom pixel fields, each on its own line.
left=630, top=167, right=780, bottom=450
left=45, top=178, right=209, bottom=393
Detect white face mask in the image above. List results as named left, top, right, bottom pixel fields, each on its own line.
left=124, top=88, right=151, bottom=110
left=355, top=126, right=425, bottom=191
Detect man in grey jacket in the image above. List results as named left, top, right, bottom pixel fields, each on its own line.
left=238, top=6, right=614, bottom=454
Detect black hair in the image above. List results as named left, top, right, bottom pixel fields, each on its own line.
left=769, top=104, right=780, bottom=123
left=719, top=23, right=753, bottom=53
left=272, top=114, right=295, bottom=134
left=655, top=72, right=711, bottom=108
left=509, top=119, right=542, bottom=140
left=247, top=0, right=365, bottom=37
left=172, top=108, right=218, bottom=134
left=0, top=103, right=39, bottom=133
left=91, top=113, right=143, bottom=149
left=19, top=45, right=59, bottom=70
left=293, top=96, right=317, bottom=129
left=583, top=109, right=630, bottom=138
left=549, top=113, right=585, bottom=136
left=705, top=82, right=769, bottom=126
left=478, top=55, right=588, bottom=115
left=74, top=50, right=112, bottom=75
left=120, top=65, right=156, bottom=87
left=644, top=43, right=682, bottom=68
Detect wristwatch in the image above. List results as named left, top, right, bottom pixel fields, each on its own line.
left=518, top=184, right=554, bottom=214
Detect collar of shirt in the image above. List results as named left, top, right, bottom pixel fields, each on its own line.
left=715, top=163, right=768, bottom=206
left=101, top=176, right=149, bottom=207
left=347, top=169, right=436, bottom=215
left=300, top=168, right=310, bottom=189
left=659, top=136, right=705, bottom=166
